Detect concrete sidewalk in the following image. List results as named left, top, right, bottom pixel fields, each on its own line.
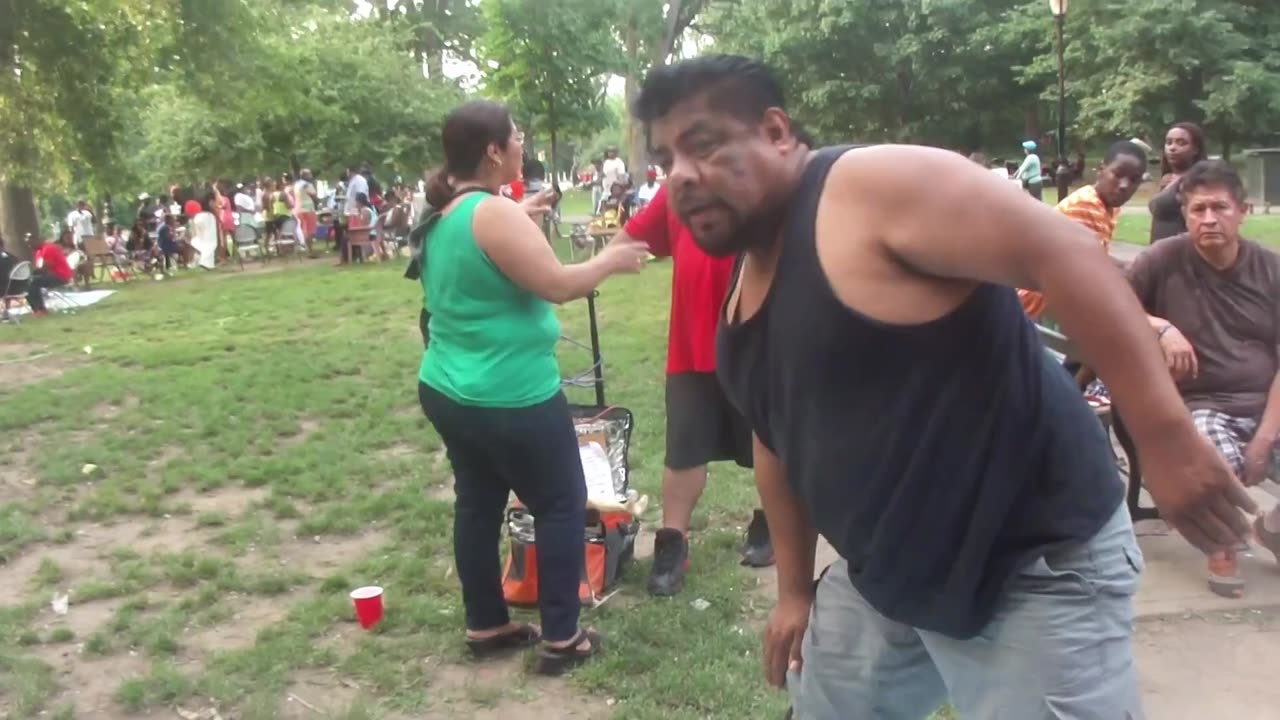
left=1111, top=241, right=1146, bottom=265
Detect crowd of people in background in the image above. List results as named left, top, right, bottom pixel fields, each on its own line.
left=34, top=165, right=433, bottom=283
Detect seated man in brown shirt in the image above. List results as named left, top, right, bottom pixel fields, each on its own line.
left=1126, top=159, right=1280, bottom=597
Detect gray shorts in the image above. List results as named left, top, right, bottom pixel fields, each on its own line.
left=789, top=504, right=1145, bottom=719
left=664, top=372, right=752, bottom=471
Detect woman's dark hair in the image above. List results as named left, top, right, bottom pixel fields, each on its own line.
left=1161, top=121, right=1207, bottom=175
left=426, top=100, right=514, bottom=209
left=1178, top=159, right=1246, bottom=205
left=355, top=192, right=370, bottom=208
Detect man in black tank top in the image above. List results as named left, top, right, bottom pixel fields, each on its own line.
left=634, top=55, right=1258, bottom=719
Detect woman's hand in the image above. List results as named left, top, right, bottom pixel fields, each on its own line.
left=599, top=234, right=648, bottom=275
left=519, top=189, right=556, bottom=218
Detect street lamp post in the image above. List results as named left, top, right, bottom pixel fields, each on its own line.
left=1050, top=0, right=1071, bottom=201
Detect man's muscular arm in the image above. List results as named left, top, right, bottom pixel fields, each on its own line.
left=827, top=145, right=1256, bottom=553
left=754, top=434, right=817, bottom=690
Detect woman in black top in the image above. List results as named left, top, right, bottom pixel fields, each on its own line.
left=1148, top=122, right=1206, bottom=243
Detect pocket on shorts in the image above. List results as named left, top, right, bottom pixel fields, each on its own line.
left=1018, top=506, right=1142, bottom=599
left=1017, top=553, right=1096, bottom=599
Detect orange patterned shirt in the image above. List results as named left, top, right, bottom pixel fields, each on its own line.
left=1019, top=185, right=1119, bottom=318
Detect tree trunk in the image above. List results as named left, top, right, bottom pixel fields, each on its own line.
left=424, top=45, right=444, bottom=81
left=1023, top=104, right=1041, bottom=143
left=549, top=126, right=559, bottom=243
left=620, top=0, right=705, bottom=177
left=623, top=16, right=647, bottom=177
left=0, top=182, right=40, bottom=259
left=660, top=0, right=688, bottom=56
left=418, top=15, right=445, bottom=79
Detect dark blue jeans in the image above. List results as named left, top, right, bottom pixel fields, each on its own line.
left=418, top=382, right=586, bottom=642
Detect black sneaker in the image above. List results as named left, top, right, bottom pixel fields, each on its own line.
left=647, top=528, right=689, bottom=596
left=741, top=509, right=775, bottom=567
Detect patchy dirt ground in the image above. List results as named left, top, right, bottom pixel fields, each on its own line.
left=1136, top=606, right=1280, bottom=720
left=0, top=343, right=79, bottom=386
left=33, top=645, right=151, bottom=719
left=0, top=468, right=398, bottom=718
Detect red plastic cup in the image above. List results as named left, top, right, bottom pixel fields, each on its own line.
left=350, top=586, right=384, bottom=629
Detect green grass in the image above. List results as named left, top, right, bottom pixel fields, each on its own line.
left=1114, top=209, right=1280, bottom=248
left=559, top=187, right=595, bottom=218
left=0, top=246, right=803, bottom=718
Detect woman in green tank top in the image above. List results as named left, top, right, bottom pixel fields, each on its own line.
left=416, top=100, right=647, bottom=675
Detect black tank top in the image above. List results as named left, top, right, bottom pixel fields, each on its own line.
left=1149, top=179, right=1186, bottom=242
left=717, top=147, right=1123, bottom=638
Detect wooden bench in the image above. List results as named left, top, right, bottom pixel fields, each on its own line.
left=1036, top=324, right=1160, bottom=521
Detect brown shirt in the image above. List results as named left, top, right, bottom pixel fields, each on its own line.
left=1127, top=234, right=1280, bottom=418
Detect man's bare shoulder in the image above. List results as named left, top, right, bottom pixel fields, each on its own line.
left=827, top=144, right=962, bottom=178
left=825, top=144, right=1018, bottom=205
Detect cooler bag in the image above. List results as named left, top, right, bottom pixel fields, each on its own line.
left=502, top=405, right=640, bottom=607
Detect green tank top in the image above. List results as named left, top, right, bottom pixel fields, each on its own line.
left=418, top=193, right=562, bottom=408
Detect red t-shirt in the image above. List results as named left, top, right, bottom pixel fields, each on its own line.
left=623, top=185, right=735, bottom=375
left=35, top=244, right=74, bottom=283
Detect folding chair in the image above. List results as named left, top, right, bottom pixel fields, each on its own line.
left=84, top=236, right=131, bottom=283
left=64, top=249, right=93, bottom=290
left=233, top=220, right=262, bottom=268
left=345, top=226, right=373, bottom=264
left=2, top=261, right=32, bottom=323
left=273, top=218, right=301, bottom=261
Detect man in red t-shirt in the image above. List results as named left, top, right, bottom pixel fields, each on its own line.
left=28, top=236, right=74, bottom=316
left=619, top=184, right=773, bottom=596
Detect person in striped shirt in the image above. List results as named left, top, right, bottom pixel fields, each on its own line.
left=1020, top=140, right=1147, bottom=318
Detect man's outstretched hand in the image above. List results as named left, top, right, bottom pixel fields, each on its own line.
left=1140, top=425, right=1258, bottom=554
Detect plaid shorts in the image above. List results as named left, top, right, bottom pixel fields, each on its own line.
left=1192, top=409, right=1280, bottom=481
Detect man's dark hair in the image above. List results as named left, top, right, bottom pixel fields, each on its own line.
left=634, top=54, right=786, bottom=126
left=1178, top=159, right=1247, bottom=205
left=1103, top=140, right=1147, bottom=167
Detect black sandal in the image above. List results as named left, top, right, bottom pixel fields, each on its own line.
left=465, top=623, right=540, bottom=659
left=534, top=628, right=602, bottom=676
